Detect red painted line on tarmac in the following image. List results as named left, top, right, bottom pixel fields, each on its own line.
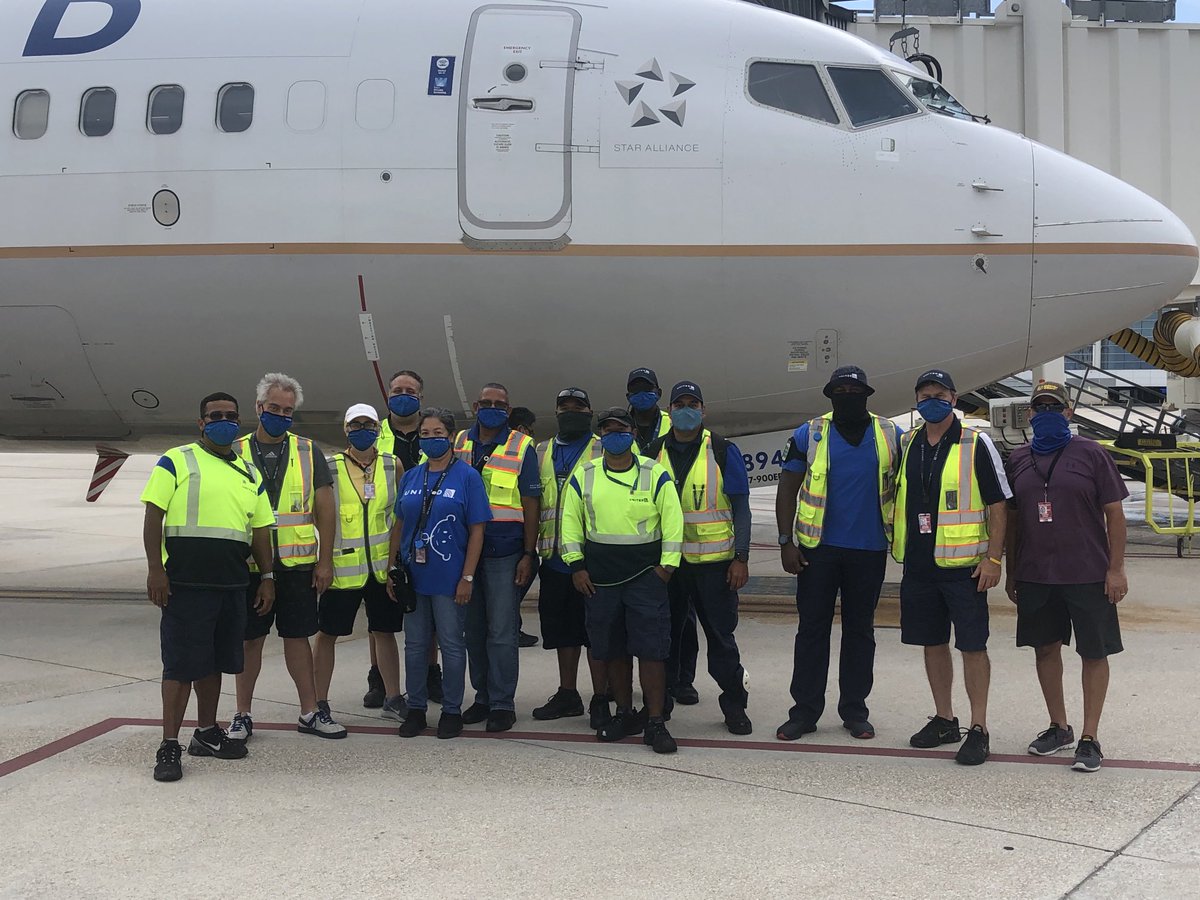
left=3, top=718, right=1198, bottom=777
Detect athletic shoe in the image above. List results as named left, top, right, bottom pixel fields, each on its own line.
left=1072, top=738, right=1104, bottom=773
left=153, top=740, right=182, bottom=782
left=725, top=709, right=753, bottom=736
left=298, top=707, right=347, bottom=739
left=644, top=719, right=678, bottom=754
left=518, top=631, right=539, bottom=648
left=532, top=688, right=585, bottom=721
left=437, top=712, right=464, bottom=739
left=462, top=702, right=490, bottom=725
left=187, top=726, right=248, bottom=760
left=910, top=715, right=962, bottom=749
left=486, top=710, right=516, bottom=733
left=589, top=694, right=612, bottom=730
left=398, top=709, right=428, bottom=738
left=955, top=725, right=990, bottom=766
left=671, top=683, right=700, bottom=705
left=776, top=718, right=817, bottom=741
left=843, top=719, right=875, bottom=740
left=381, top=694, right=408, bottom=722
left=227, top=712, right=253, bottom=743
left=1028, top=724, right=1076, bottom=756
left=363, top=665, right=385, bottom=709
left=426, top=664, right=444, bottom=705
left=598, top=708, right=644, bottom=742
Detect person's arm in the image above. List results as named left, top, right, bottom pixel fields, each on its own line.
left=313, top=484, right=334, bottom=595
left=250, top=525, right=275, bottom=613
left=561, top=475, right=594, bottom=597
left=458, top=522, right=485, bottom=605
left=143, top=503, right=169, bottom=608
left=776, top=429, right=808, bottom=574
left=386, top=514, right=404, bottom=602
left=971, top=433, right=1010, bottom=592
left=655, top=470, right=683, bottom=579
left=1004, top=504, right=1020, bottom=603
left=1103, top=501, right=1128, bottom=603
left=728, top=493, right=751, bottom=591
left=515, top=445, right=541, bottom=586
left=973, top=501, right=1007, bottom=591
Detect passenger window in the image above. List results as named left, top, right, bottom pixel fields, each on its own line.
left=286, top=80, right=326, bottom=132
left=747, top=62, right=838, bottom=125
left=13, top=89, right=50, bottom=139
left=147, top=84, right=184, bottom=135
left=217, top=83, right=254, bottom=133
left=80, top=87, right=116, bottom=137
left=827, top=67, right=919, bottom=128
left=356, top=79, right=395, bottom=130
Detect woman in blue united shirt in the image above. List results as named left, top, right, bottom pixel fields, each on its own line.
left=387, top=408, right=492, bottom=738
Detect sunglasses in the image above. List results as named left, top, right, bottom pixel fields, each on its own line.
left=203, top=411, right=240, bottom=422
left=1031, top=402, right=1066, bottom=414
left=557, top=389, right=589, bottom=403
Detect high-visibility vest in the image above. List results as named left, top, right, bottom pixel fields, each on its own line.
left=160, top=443, right=267, bottom=545
left=634, top=408, right=671, bottom=453
left=328, top=451, right=398, bottom=589
left=892, top=426, right=988, bottom=568
left=453, top=429, right=534, bottom=523
left=380, top=418, right=422, bottom=469
left=654, top=431, right=734, bottom=564
left=794, top=413, right=899, bottom=549
left=561, top=457, right=683, bottom=562
left=536, top=436, right=603, bottom=558
left=233, top=434, right=317, bottom=570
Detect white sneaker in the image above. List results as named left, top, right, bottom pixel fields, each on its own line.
left=298, top=707, right=348, bottom=739
left=227, top=712, right=253, bottom=743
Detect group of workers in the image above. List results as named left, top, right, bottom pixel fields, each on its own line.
left=141, top=362, right=1128, bottom=783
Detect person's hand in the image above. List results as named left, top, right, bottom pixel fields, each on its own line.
left=727, top=559, right=749, bottom=592
left=385, top=575, right=398, bottom=603
left=515, top=555, right=534, bottom=587
left=655, top=565, right=674, bottom=584
left=1105, top=568, right=1129, bottom=604
left=781, top=543, right=808, bottom=575
left=455, top=577, right=474, bottom=606
left=1005, top=576, right=1018, bottom=604
left=572, top=570, right=596, bottom=598
left=254, top=578, right=276, bottom=614
left=147, top=569, right=170, bottom=608
left=313, top=561, right=333, bottom=595
left=973, top=558, right=1001, bottom=592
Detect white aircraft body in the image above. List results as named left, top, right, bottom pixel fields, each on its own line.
left=1, top=0, right=1197, bottom=460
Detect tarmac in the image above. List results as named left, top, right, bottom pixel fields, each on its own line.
left=2, top=451, right=1199, bottom=899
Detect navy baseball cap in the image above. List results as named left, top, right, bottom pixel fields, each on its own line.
left=915, top=369, right=957, bottom=393
left=626, top=367, right=659, bottom=389
left=555, top=387, right=591, bottom=408
left=822, top=365, right=874, bottom=397
left=670, top=381, right=704, bottom=404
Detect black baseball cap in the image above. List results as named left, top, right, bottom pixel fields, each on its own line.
left=555, top=387, right=591, bottom=408
left=626, top=367, right=660, bottom=390
left=670, top=381, right=704, bottom=404
left=596, top=407, right=634, bottom=428
left=915, top=369, right=957, bottom=393
left=822, top=365, right=874, bottom=397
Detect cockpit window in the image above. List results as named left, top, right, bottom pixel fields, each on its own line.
left=826, top=67, right=919, bottom=128
left=896, top=74, right=974, bottom=121
left=747, top=61, right=839, bottom=125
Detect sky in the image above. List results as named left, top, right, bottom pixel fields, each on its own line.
left=836, top=0, right=1200, bottom=21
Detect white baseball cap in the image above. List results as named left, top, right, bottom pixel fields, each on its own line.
left=344, top=403, right=380, bottom=424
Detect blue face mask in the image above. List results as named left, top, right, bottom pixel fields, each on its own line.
left=1031, top=410, right=1072, bottom=453
left=259, top=410, right=292, bottom=437
left=476, top=407, right=509, bottom=430
left=628, top=391, right=659, bottom=412
left=347, top=428, right=379, bottom=451
left=388, top=394, right=421, bottom=418
left=204, top=419, right=239, bottom=447
left=670, top=407, right=703, bottom=432
left=916, top=397, right=954, bottom=424
left=601, top=431, right=636, bottom=455
left=419, top=436, right=451, bottom=459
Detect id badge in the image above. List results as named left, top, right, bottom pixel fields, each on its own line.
left=918, top=513, right=933, bottom=534
left=1038, top=501, right=1053, bottom=523
left=364, top=482, right=376, bottom=500
left=414, top=544, right=427, bottom=565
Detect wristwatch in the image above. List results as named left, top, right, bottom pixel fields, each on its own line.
left=261, top=571, right=275, bottom=581
left=461, top=574, right=475, bottom=583
left=778, top=534, right=793, bottom=546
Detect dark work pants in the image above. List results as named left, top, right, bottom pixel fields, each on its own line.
left=787, top=544, right=888, bottom=725
left=678, top=606, right=699, bottom=686
left=667, top=560, right=748, bottom=715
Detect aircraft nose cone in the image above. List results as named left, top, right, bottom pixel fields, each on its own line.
left=1027, top=143, right=1198, bottom=366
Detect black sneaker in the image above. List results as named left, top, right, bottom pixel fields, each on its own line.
left=955, top=725, right=990, bottom=766
left=843, top=719, right=875, bottom=740
left=437, top=712, right=464, bottom=740
left=533, top=688, right=585, bottom=721
left=1072, top=738, right=1104, bottom=773
left=1028, top=723, right=1076, bottom=756
left=187, top=726, right=248, bottom=760
left=398, top=709, right=428, bottom=738
left=462, top=702, right=490, bottom=725
left=519, top=630, right=539, bottom=648
left=363, top=666, right=385, bottom=709
left=426, top=664, right=444, bottom=705
left=588, top=694, right=612, bottom=730
left=598, top=708, right=644, bottom=742
left=724, top=709, right=753, bottom=736
left=671, top=683, right=700, bottom=705
left=776, top=718, right=817, bottom=741
left=644, top=719, right=678, bottom=754
left=486, top=710, right=516, bottom=733
left=153, top=740, right=182, bottom=782
left=910, top=715, right=962, bottom=749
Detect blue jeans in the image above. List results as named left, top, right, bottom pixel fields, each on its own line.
left=405, top=594, right=468, bottom=715
left=465, top=552, right=520, bottom=711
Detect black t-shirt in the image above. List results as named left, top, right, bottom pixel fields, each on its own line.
left=248, top=435, right=333, bottom=510
left=385, top=426, right=421, bottom=470
left=903, top=419, right=1011, bottom=582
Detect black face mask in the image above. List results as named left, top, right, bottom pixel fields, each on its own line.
left=830, top=393, right=869, bottom=423
left=556, top=410, right=593, bottom=440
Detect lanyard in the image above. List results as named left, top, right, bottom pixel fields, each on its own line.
left=411, top=460, right=456, bottom=553
left=1029, top=447, right=1066, bottom=502
left=250, top=436, right=285, bottom=487
left=345, top=452, right=375, bottom=503
left=603, top=460, right=639, bottom=494
left=918, top=435, right=946, bottom=507
left=200, top=443, right=255, bottom=484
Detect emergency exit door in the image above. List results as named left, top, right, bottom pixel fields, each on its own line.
left=459, top=4, right=581, bottom=243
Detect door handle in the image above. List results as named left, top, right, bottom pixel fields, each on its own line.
left=971, top=180, right=1004, bottom=192
left=971, top=223, right=1004, bottom=237
left=472, top=97, right=534, bottom=111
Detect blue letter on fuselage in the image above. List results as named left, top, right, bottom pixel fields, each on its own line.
left=23, top=0, right=141, bottom=57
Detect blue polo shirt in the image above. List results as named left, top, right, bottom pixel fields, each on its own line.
left=466, top=425, right=543, bottom=559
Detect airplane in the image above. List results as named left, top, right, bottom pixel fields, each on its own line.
left=1, top=0, right=1196, bottom=496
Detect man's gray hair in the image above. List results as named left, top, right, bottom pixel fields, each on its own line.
left=256, top=372, right=304, bottom=408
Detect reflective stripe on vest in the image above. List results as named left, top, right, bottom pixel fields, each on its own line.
left=162, top=445, right=262, bottom=543
left=794, top=414, right=899, bottom=549
left=655, top=431, right=734, bottom=563
left=234, top=435, right=318, bottom=569
left=562, top=458, right=682, bottom=556
left=329, top=452, right=397, bottom=589
left=454, top=429, right=532, bottom=523
left=536, top=436, right=603, bottom=557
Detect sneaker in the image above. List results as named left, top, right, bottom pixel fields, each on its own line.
left=671, top=683, right=700, bottom=705
left=227, top=712, right=253, bottom=743
left=187, top=726, right=248, bottom=760
left=299, top=707, right=348, bottom=739
left=955, top=725, right=990, bottom=766
left=462, top=702, right=490, bottom=725
left=910, top=715, right=962, bottom=749
left=437, top=712, right=464, bottom=740
left=426, top=664, right=444, bottom=705
left=644, top=719, right=679, bottom=754
left=1072, top=738, right=1104, bottom=773
left=363, top=666, right=385, bottom=709
left=1028, top=723, right=1076, bottom=756
left=398, top=709, right=428, bottom=738
left=153, top=740, right=182, bottom=782
left=776, top=718, right=817, bottom=741
left=381, top=694, right=408, bottom=722
left=519, top=630, right=539, bottom=648
left=533, top=688, right=585, bottom=721
left=843, top=719, right=875, bottom=740
left=589, top=694, right=612, bottom=730
left=598, top=708, right=644, bottom=742
left=486, top=709, right=516, bottom=733
left=724, top=709, right=753, bottom=736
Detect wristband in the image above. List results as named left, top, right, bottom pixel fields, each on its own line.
left=987, top=557, right=1002, bottom=566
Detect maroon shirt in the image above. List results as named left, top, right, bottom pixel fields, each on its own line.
left=1006, top=436, right=1128, bottom=585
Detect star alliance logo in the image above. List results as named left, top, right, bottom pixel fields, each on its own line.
left=614, top=58, right=695, bottom=128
